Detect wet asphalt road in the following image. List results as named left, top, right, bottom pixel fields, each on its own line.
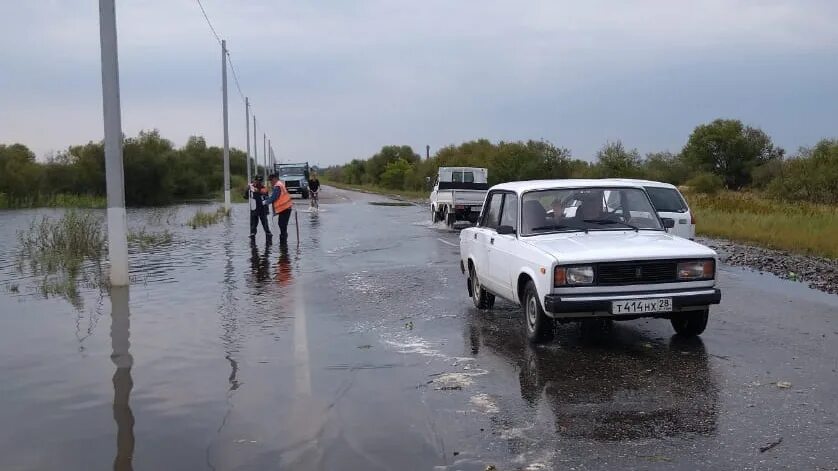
left=1, top=186, right=838, bottom=470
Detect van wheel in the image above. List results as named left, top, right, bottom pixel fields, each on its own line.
left=524, top=281, right=553, bottom=343
left=470, top=266, right=494, bottom=309
left=431, top=206, right=440, bottom=223
left=671, top=309, right=709, bottom=336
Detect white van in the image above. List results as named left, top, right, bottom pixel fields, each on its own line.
left=606, top=179, right=696, bottom=239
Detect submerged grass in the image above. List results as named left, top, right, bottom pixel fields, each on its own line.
left=187, top=206, right=231, bottom=229
left=16, top=210, right=108, bottom=307
left=128, top=228, right=174, bottom=249
left=686, top=191, right=838, bottom=259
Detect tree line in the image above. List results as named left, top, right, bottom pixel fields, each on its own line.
left=324, top=119, right=838, bottom=204
left=0, top=130, right=266, bottom=207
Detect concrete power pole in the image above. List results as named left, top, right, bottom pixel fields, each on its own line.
left=245, top=97, right=251, bottom=183
left=98, top=0, right=129, bottom=286
left=268, top=139, right=272, bottom=169
left=221, top=40, right=231, bottom=210
left=253, top=116, right=258, bottom=178
left=263, top=133, right=267, bottom=179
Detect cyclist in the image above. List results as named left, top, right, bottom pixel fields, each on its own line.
left=308, top=172, right=321, bottom=209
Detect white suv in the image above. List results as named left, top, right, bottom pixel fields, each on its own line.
left=606, top=179, right=695, bottom=240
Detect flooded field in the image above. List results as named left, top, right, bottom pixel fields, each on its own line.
left=1, top=187, right=838, bottom=470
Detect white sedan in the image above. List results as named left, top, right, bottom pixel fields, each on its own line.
left=459, top=179, right=721, bottom=343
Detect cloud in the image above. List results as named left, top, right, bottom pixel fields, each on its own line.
left=1, top=0, right=836, bottom=165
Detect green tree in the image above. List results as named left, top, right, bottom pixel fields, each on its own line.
left=682, top=119, right=783, bottom=189
left=595, top=140, right=641, bottom=178
left=641, top=151, right=691, bottom=184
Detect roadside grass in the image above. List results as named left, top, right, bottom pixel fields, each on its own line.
left=686, top=191, right=838, bottom=259
left=187, top=206, right=231, bottom=229
left=0, top=193, right=106, bottom=209
left=16, top=210, right=108, bottom=307
left=321, top=179, right=427, bottom=201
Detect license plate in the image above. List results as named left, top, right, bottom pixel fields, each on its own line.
left=612, top=298, right=673, bottom=314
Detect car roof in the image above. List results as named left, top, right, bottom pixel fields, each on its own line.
left=490, top=179, right=647, bottom=194
left=602, top=178, right=679, bottom=190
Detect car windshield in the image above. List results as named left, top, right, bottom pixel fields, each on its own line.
left=279, top=167, right=306, bottom=176
left=645, top=187, right=688, bottom=213
left=520, top=187, right=664, bottom=235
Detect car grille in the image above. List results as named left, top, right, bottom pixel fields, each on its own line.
left=596, top=260, right=677, bottom=285
left=284, top=180, right=300, bottom=188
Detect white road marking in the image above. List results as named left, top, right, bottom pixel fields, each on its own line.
left=293, top=280, right=312, bottom=396
left=436, top=238, right=458, bottom=248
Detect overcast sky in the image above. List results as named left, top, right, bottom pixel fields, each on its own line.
left=1, top=0, right=837, bottom=166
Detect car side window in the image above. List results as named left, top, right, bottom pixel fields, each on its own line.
left=481, top=192, right=503, bottom=229
left=463, top=172, right=474, bottom=183
left=499, top=193, right=518, bottom=231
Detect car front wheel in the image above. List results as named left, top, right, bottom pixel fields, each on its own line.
left=470, top=266, right=494, bottom=309
left=671, top=309, right=709, bottom=336
left=524, top=280, right=553, bottom=343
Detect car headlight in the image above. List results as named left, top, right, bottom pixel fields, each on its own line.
left=677, top=260, right=715, bottom=280
left=555, top=266, right=595, bottom=286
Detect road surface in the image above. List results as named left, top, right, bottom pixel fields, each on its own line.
left=1, top=186, right=837, bottom=470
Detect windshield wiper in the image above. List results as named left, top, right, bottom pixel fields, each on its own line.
left=530, top=224, right=586, bottom=233
left=583, top=219, right=639, bottom=232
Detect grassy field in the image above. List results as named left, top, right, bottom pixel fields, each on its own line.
left=686, top=191, right=838, bottom=259
left=321, top=180, right=427, bottom=200
left=0, top=193, right=106, bottom=209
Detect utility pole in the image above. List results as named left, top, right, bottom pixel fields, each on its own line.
left=253, top=116, right=258, bottom=178
left=221, top=40, right=231, bottom=210
left=426, top=145, right=430, bottom=160
left=98, top=0, right=128, bottom=286
left=245, top=97, right=251, bottom=183
left=263, top=133, right=267, bottom=179
left=268, top=139, right=272, bottom=170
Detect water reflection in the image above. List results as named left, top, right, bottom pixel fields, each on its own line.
left=249, top=240, right=272, bottom=283
left=276, top=243, right=294, bottom=287
left=110, top=286, right=134, bottom=471
left=467, top=314, right=719, bottom=441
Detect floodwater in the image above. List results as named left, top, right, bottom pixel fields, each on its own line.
left=1, top=187, right=838, bottom=470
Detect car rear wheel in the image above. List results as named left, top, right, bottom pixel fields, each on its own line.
left=671, top=309, right=709, bottom=336
left=524, top=280, right=553, bottom=343
left=469, top=266, right=494, bottom=309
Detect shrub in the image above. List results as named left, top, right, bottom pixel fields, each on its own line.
left=685, top=172, right=724, bottom=195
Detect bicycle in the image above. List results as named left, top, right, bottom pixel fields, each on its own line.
left=310, top=190, right=319, bottom=211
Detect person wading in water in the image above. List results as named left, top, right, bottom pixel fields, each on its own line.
left=266, top=173, right=294, bottom=245
left=245, top=175, right=272, bottom=239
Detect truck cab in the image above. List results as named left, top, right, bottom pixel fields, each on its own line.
left=430, top=167, right=489, bottom=227
left=275, top=163, right=311, bottom=199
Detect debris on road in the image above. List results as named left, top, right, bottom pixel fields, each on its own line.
left=776, top=381, right=792, bottom=389
left=760, top=437, right=783, bottom=453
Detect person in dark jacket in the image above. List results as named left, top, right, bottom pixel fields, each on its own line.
left=244, top=176, right=272, bottom=239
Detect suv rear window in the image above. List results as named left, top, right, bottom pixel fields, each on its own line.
left=645, top=187, right=688, bottom=213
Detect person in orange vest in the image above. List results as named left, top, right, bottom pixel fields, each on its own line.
left=266, top=173, right=294, bottom=244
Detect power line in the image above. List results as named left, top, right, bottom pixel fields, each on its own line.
left=226, top=54, right=246, bottom=102
left=195, top=0, right=222, bottom=45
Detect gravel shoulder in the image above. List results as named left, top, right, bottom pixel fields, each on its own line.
left=698, top=237, right=838, bottom=295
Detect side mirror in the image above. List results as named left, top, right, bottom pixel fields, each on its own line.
left=662, top=218, right=675, bottom=229
left=497, top=225, right=516, bottom=235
